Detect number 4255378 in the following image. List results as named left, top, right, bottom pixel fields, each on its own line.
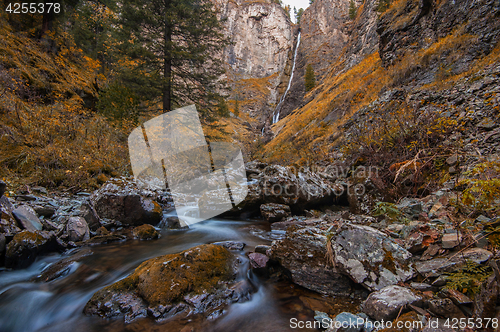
left=6, top=3, right=60, bottom=14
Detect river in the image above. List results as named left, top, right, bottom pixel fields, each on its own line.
left=0, top=218, right=360, bottom=332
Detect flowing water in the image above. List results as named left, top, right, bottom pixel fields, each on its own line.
left=0, top=218, right=360, bottom=332
left=272, top=32, right=302, bottom=125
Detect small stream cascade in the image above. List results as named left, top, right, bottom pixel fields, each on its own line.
left=272, top=31, right=301, bottom=125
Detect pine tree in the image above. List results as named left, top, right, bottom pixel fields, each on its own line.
left=305, top=64, right=316, bottom=92
left=349, top=0, right=357, bottom=19
left=295, top=8, right=304, bottom=24
left=117, top=0, right=230, bottom=118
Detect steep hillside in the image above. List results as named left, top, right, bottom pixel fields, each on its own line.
left=262, top=0, right=500, bottom=196
left=0, top=16, right=133, bottom=190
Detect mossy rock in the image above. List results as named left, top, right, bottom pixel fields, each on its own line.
left=84, top=244, right=244, bottom=322
left=132, top=224, right=159, bottom=240
left=5, top=230, right=58, bottom=269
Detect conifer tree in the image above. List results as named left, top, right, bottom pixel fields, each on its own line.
left=305, top=64, right=316, bottom=92
left=349, top=0, right=357, bottom=19
left=117, top=0, right=230, bottom=119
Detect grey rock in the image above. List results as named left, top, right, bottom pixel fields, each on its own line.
left=398, top=198, right=423, bottom=219
left=269, top=219, right=353, bottom=296
left=415, top=248, right=492, bottom=276
left=410, top=282, right=434, bottom=291
left=362, top=285, right=422, bottom=321
left=260, top=203, right=291, bottom=222
left=255, top=244, right=271, bottom=254
left=213, top=241, right=245, bottom=251
left=0, top=197, right=21, bottom=236
left=248, top=252, right=269, bottom=269
left=33, top=205, right=56, bottom=218
left=326, top=312, right=368, bottom=332
left=328, top=224, right=414, bottom=291
left=12, top=206, right=43, bottom=231
left=159, top=216, right=188, bottom=229
left=75, top=203, right=101, bottom=231
left=90, top=178, right=162, bottom=227
left=66, top=217, right=90, bottom=242
left=428, top=298, right=464, bottom=318
left=478, top=117, right=496, bottom=130
left=441, top=232, right=461, bottom=249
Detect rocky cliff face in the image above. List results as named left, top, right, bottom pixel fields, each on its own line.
left=214, top=0, right=293, bottom=129
left=272, top=0, right=380, bottom=122
left=299, top=0, right=350, bottom=78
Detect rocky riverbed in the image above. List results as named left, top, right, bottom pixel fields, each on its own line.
left=0, top=161, right=499, bottom=331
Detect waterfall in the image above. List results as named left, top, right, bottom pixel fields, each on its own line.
left=272, top=31, right=301, bottom=124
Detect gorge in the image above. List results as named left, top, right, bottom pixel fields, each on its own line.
left=0, top=0, right=500, bottom=330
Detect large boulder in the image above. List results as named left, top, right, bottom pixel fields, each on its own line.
left=90, top=178, right=162, bottom=227
left=260, top=203, right=291, bottom=222
left=66, top=217, right=90, bottom=242
left=12, top=206, right=43, bottom=231
left=84, top=244, right=249, bottom=323
left=268, top=218, right=354, bottom=296
left=238, top=165, right=344, bottom=213
left=328, top=224, right=414, bottom=291
left=5, top=230, right=59, bottom=268
left=362, top=285, right=422, bottom=321
left=132, top=224, right=159, bottom=240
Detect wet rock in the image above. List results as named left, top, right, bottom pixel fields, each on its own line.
left=5, top=230, right=59, bottom=268
left=428, top=298, right=464, bottom=318
left=213, top=241, right=245, bottom=251
left=33, top=248, right=93, bottom=282
left=66, top=217, right=90, bottom=242
left=248, top=252, right=269, bottom=269
left=260, top=203, right=291, bottom=222
left=362, top=285, right=422, bottom=321
left=159, top=216, right=187, bottom=230
left=95, top=226, right=110, bottom=235
left=268, top=219, right=353, bottom=296
left=255, top=244, right=271, bottom=254
left=84, top=244, right=242, bottom=322
left=132, top=224, right=159, bottom=240
left=90, top=178, right=162, bottom=227
left=12, top=206, right=43, bottom=231
left=328, top=224, right=414, bottom=291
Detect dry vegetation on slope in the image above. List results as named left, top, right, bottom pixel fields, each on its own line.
left=259, top=0, right=500, bottom=198
left=0, top=16, right=133, bottom=190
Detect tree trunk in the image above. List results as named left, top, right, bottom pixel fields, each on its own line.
left=163, top=10, right=172, bottom=112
